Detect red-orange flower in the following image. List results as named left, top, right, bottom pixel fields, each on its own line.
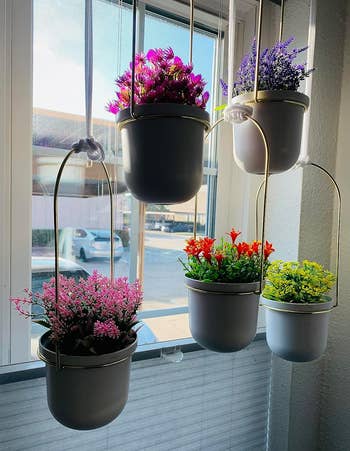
left=236, top=242, right=250, bottom=258
left=184, top=238, right=200, bottom=258
left=246, top=247, right=254, bottom=257
left=251, top=240, right=261, bottom=254
left=264, top=241, right=275, bottom=259
left=214, top=252, right=224, bottom=266
left=199, top=237, right=215, bottom=262
left=227, top=228, right=241, bottom=244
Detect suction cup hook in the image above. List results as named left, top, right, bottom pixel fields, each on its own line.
left=72, top=138, right=105, bottom=161
left=224, top=103, right=254, bottom=124
left=294, top=155, right=311, bottom=169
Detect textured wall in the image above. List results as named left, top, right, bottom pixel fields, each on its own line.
left=289, top=1, right=347, bottom=450
left=267, top=1, right=348, bottom=450
left=318, top=2, right=350, bottom=449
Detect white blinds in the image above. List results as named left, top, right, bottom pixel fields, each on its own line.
left=0, top=340, right=271, bottom=451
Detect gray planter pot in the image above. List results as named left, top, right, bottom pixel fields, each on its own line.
left=261, top=297, right=333, bottom=362
left=185, top=277, right=260, bottom=353
left=39, top=332, right=137, bottom=430
left=117, top=103, right=210, bottom=204
left=232, top=90, right=309, bottom=174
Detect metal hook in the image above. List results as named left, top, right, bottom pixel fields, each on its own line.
left=255, top=160, right=342, bottom=308
left=53, top=150, right=114, bottom=369
left=130, top=0, right=138, bottom=120
left=279, top=0, right=285, bottom=42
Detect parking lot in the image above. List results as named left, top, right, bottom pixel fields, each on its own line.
left=75, top=231, right=190, bottom=309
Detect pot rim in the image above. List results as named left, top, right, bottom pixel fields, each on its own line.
left=232, top=90, right=310, bottom=110
left=185, top=276, right=262, bottom=294
left=116, top=102, right=210, bottom=129
left=39, top=331, right=137, bottom=368
left=261, top=296, right=334, bottom=313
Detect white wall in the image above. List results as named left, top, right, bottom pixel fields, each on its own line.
left=267, top=0, right=349, bottom=450
left=318, top=1, right=350, bottom=449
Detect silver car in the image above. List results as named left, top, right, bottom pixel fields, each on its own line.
left=72, top=228, right=124, bottom=261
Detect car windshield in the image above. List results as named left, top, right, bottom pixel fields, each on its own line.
left=89, top=230, right=119, bottom=240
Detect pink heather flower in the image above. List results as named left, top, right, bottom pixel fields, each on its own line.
left=94, top=320, right=120, bottom=339
left=106, top=46, right=209, bottom=114
left=10, top=271, right=143, bottom=350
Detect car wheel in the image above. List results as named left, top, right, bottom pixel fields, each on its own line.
left=80, top=248, right=89, bottom=262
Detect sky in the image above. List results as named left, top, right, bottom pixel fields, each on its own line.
left=33, top=0, right=216, bottom=120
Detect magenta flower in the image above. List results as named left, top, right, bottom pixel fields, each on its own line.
left=107, top=47, right=210, bottom=114
left=94, top=320, right=120, bottom=339
left=10, top=270, right=143, bottom=355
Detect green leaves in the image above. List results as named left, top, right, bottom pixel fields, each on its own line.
left=263, top=260, right=335, bottom=304
left=183, top=250, right=265, bottom=284
left=214, top=104, right=227, bottom=112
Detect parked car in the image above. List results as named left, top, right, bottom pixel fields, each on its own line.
left=31, top=256, right=157, bottom=346
left=72, top=228, right=124, bottom=261
left=160, top=222, right=193, bottom=233
left=153, top=221, right=163, bottom=231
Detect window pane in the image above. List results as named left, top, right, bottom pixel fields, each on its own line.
left=142, top=181, right=207, bottom=314
left=142, top=12, right=216, bottom=315
left=144, top=10, right=216, bottom=162
left=31, top=0, right=133, bottom=357
left=143, top=314, right=191, bottom=342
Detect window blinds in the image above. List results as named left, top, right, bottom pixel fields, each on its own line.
left=0, top=340, right=271, bottom=451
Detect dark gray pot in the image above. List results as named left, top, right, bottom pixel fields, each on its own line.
left=262, top=297, right=333, bottom=362
left=232, top=90, right=309, bottom=174
left=117, top=103, right=210, bottom=204
left=39, top=332, right=137, bottom=430
left=185, top=277, right=260, bottom=353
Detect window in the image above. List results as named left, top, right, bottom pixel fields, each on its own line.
left=30, top=0, right=221, bottom=359
left=1, top=0, right=264, bottom=365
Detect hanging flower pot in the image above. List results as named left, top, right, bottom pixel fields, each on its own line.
left=221, top=37, right=313, bottom=174
left=232, top=90, right=309, bottom=174
left=261, top=297, right=332, bottom=362
left=181, top=228, right=275, bottom=353
left=11, top=271, right=143, bottom=430
left=186, top=277, right=260, bottom=352
left=39, top=331, right=137, bottom=430
left=107, top=47, right=210, bottom=204
left=262, top=260, right=336, bottom=362
left=117, top=103, right=210, bottom=204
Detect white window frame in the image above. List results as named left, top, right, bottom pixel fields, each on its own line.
left=0, top=0, right=32, bottom=365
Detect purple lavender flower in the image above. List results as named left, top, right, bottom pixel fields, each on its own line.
left=223, top=37, right=314, bottom=98
left=107, top=47, right=209, bottom=114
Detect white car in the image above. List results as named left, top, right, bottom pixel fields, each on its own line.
left=72, top=228, right=124, bottom=261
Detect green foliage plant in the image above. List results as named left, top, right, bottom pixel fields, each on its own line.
left=263, top=260, right=335, bottom=304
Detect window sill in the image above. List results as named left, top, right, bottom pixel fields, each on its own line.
left=0, top=332, right=266, bottom=385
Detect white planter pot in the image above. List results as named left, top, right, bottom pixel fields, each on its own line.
left=185, top=277, right=260, bottom=353
left=262, top=297, right=333, bottom=362
left=39, top=332, right=137, bottom=430
left=232, top=90, right=309, bottom=174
